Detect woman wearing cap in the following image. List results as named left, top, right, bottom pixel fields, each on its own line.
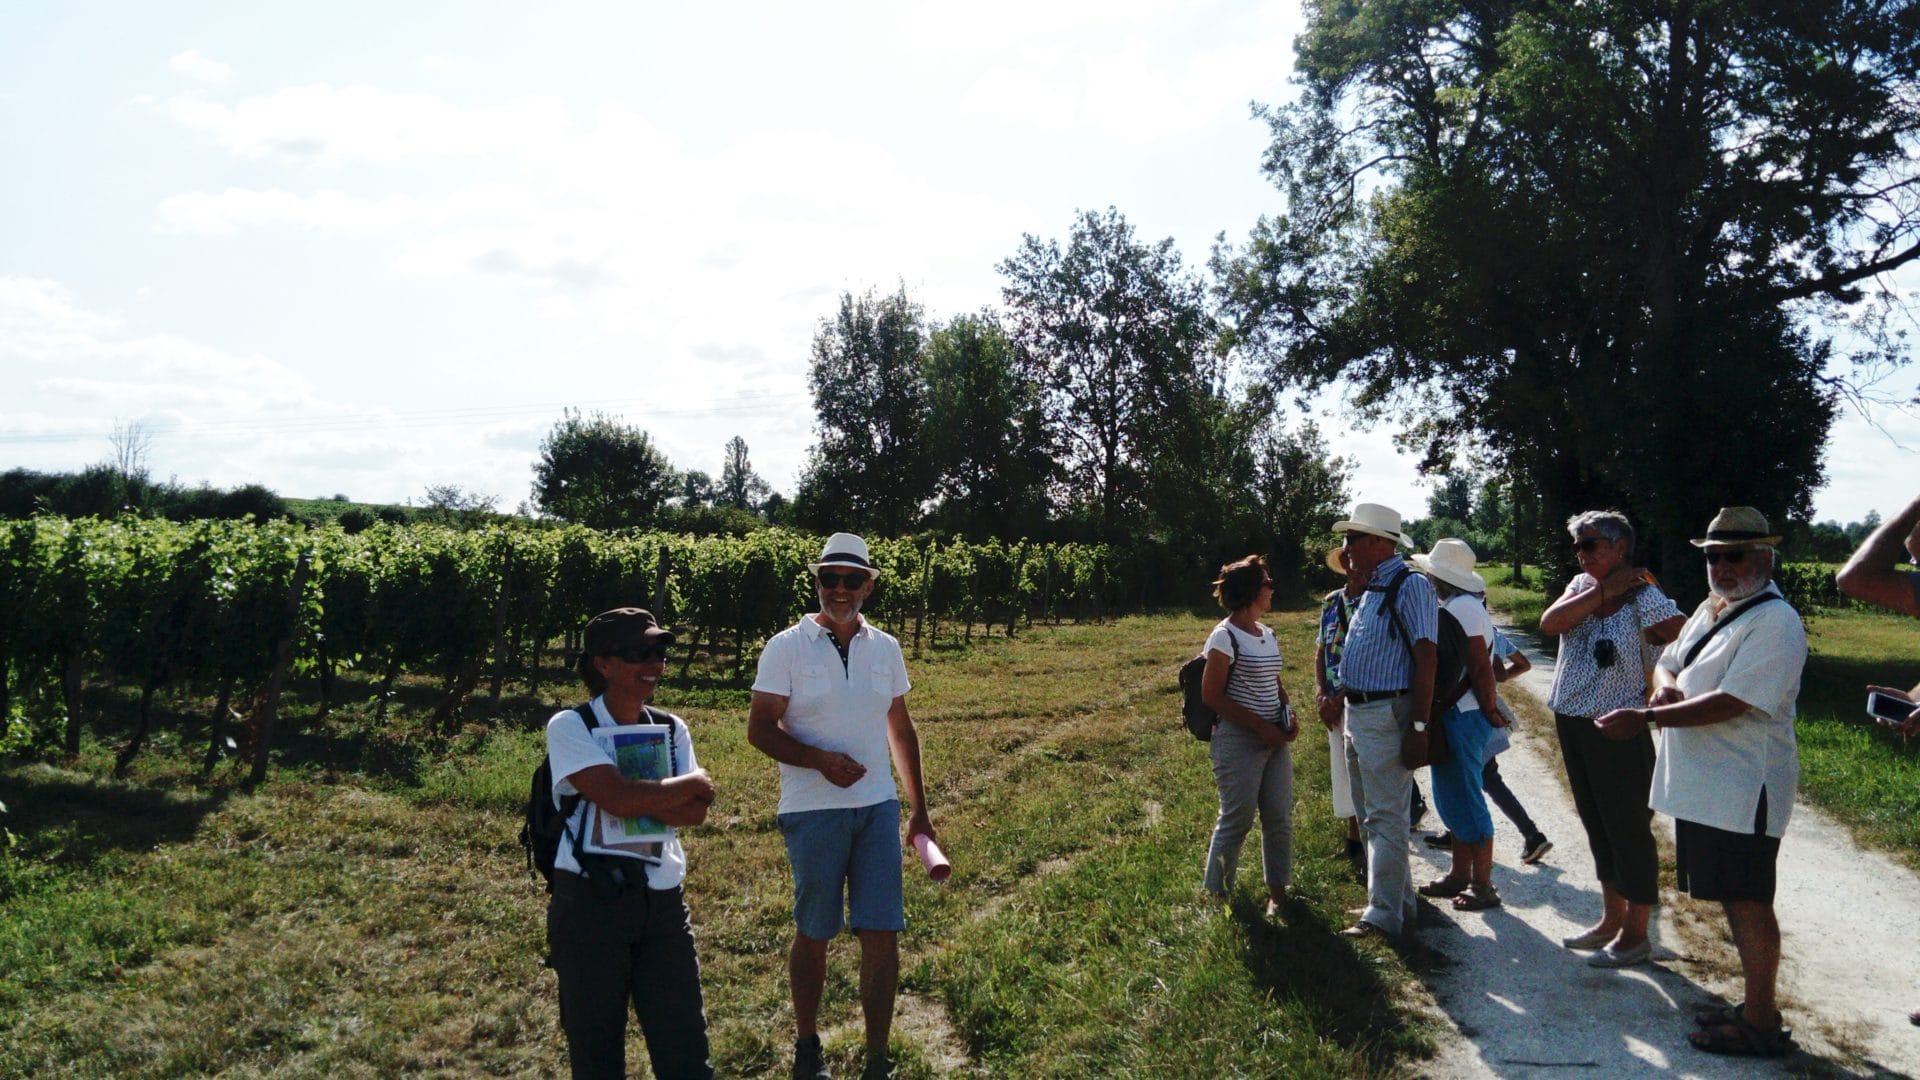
left=1410, top=539, right=1506, bottom=912
left=1539, top=511, right=1685, bottom=967
left=545, top=607, right=718, bottom=1079
left=1199, top=554, right=1297, bottom=917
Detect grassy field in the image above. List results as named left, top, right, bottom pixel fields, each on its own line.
left=0, top=605, right=1439, bottom=1078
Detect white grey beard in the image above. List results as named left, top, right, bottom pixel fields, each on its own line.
left=1710, top=575, right=1767, bottom=602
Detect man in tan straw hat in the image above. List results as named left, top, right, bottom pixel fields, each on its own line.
left=1596, top=507, right=1806, bottom=1058
left=1328, top=502, right=1438, bottom=939
left=748, top=532, right=935, bottom=1080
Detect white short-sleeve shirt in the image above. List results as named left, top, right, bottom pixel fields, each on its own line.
left=1205, top=619, right=1283, bottom=724
left=752, top=616, right=912, bottom=815
left=1443, top=594, right=1496, bottom=715
left=546, top=696, right=697, bottom=889
left=1648, top=584, right=1807, bottom=837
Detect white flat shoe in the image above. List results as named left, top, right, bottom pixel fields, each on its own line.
left=1587, top=940, right=1652, bottom=967
left=1561, top=928, right=1612, bottom=950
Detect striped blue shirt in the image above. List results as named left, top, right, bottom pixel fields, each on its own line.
left=1338, top=555, right=1437, bottom=692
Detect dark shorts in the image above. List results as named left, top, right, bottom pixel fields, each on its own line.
left=1674, top=793, right=1781, bottom=903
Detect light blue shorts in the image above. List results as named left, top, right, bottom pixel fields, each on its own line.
left=777, top=799, right=905, bottom=939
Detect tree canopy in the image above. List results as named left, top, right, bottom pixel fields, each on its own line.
left=1219, top=0, right=1920, bottom=581
left=530, top=409, right=678, bottom=529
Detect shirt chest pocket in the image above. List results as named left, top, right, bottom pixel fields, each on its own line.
left=867, top=662, right=895, bottom=698
left=796, top=663, right=833, bottom=699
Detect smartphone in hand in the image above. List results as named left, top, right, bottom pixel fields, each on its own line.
left=1866, top=691, right=1916, bottom=725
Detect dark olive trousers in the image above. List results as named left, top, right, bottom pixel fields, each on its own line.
left=547, top=871, right=714, bottom=1080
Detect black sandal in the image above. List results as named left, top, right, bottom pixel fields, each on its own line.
left=1688, top=1004, right=1794, bottom=1058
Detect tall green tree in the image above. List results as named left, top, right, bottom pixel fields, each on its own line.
left=530, top=409, right=678, bottom=529
left=1000, top=207, right=1222, bottom=541
left=793, top=287, right=935, bottom=536
left=717, top=436, right=771, bottom=511
left=924, top=312, right=1057, bottom=540
left=1219, top=1, right=1919, bottom=586
left=1242, top=391, right=1352, bottom=583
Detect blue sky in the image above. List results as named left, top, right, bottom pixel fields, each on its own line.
left=2, top=1, right=1912, bottom=525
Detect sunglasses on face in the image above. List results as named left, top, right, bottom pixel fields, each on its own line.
left=1573, top=537, right=1605, bottom=553
left=1704, top=549, right=1750, bottom=565
left=606, top=643, right=669, bottom=664
left=817, top=570, right=870, bottom=590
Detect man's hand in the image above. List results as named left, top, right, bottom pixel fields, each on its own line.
left=906, top=808, right=935, bottom=844
left=1316, top=692, right=1343, bottom=728
left=811, top=750, right=867, bottom=788
left=1648, top=685, right=1685, bottom=708
left=1594, top=707, right=1648, bottom=740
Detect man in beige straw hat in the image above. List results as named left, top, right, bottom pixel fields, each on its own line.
left=1329, top=502, right=1438, bottom=938
left=1596, top=507, right=1806, bottom=1058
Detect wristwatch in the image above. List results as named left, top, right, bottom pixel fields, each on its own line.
left=1412, top=720, right=1428, bottom=732
left=1644, top=708, right=1657, bottom=728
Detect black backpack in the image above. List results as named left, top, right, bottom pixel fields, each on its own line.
left=1178, top=626, right=1239, bottom=741
left=521, top=700, right=597, bottom=891
left=1371, top=566, right=1470, bottom=692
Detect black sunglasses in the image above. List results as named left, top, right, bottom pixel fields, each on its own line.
left=1573, top=537, right=1605, bottom=552
left=1704, top=549, right=1750, bottom=565
left=817, top=570, right=870, bottom=589
left=606, top=643, right=669, bottom=663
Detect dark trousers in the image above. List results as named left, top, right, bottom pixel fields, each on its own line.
left=1554, top=712, right=1659, bottom=905
left=1481, top=758, right=1540, bottom=840
left=547, top=872, right=714, bottom=1080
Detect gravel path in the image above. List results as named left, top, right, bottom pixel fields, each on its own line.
left=1408, top=621, right=1920, bottom=1079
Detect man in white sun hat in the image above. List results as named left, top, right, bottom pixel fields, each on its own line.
left=1329, top=502, right=1438, bottom=939
left=1596, top=506, right=1806, bottom=1058
left=748, top=532, right=934, bottom=1080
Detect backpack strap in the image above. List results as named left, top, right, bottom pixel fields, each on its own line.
left=1679, top=593, right=1785, bottom=671
left=559, top=699, right=600, bottom=870
left=1367, top=566, right=1417, bottom=661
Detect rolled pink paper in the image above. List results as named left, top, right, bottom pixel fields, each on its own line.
left=911, top=832, right=951, bottom=882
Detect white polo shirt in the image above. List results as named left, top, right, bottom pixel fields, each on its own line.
left=753, top=616, right=912, bottom=815
left=1648, top=584, right=1806, bottom=837
left=546, top=696, right=696, bottom=889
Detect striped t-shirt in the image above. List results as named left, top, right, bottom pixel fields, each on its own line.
left=1205, top=619, right=1283, bottom=724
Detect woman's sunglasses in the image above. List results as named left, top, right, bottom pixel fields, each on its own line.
left=606, top=643, right=670, bottom=663
left=817, top=570, right=870, bottom=590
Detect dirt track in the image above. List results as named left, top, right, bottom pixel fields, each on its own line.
left=1408, top=622, right=1920, bottom=1080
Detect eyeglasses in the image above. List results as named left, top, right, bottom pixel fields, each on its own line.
left=817, top=570, right=870, bottom=590
left=606, top=643, right=669, bottom=664
left=1704, top=549, right=1750, bottom=565
left=1592, top=638, right=1617, bottom=669
left=1573, top=537, right=1605, bottom=553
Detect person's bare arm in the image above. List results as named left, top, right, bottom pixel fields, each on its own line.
left=1837, top=493, right=1920, bottom=616
left=885, top=695, right=934, bottom=842
left=747, top=690, right=866, bottom=787
left=1595, top=690, right=1752, bottom=739
left=568, top=765, right=715, bottom=826
left=1201, top=649, right=1286, bottom=745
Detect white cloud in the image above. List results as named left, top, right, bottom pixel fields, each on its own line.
left=169, top=49, right=230, bottom=83
left=153, top=84, right=571, bottom=163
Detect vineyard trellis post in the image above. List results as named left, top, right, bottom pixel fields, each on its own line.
left=246, top=551, right=311, bottom=789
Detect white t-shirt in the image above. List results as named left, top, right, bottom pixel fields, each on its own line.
left=1443, top=593, right=1496, bottom=715
left=752, top=616, right=912, bottom=815
left=546, top=696, right=697, bottom=890
left=1648, top=584, right=1807, bottom=838
left=1205, top=619, right=1283, bottom=725
left=1546, top=574, right=1684, bottom=717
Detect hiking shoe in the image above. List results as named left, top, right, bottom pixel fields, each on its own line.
left=1424, top=830, right=1455, bottom=850
left=859, top=1053, right=896, bottom=1080
left=1520, top=835, right=1554, bottom=864
left=793, top=1035, right=831, bottom=1080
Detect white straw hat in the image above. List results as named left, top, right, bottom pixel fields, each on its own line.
left=1410, top=538, right=1486, bottom=593
left=1331, top=502, right=1413, bottom=547
left=807, top=532, right=881, bottom=579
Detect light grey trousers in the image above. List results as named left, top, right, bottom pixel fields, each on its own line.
left=1344, top=695, right=1419, bottom=934
left=1203, top=720, right=1295, bottom=895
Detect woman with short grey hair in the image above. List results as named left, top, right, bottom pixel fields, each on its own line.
left=1539, top=510, right=1686, bottom=968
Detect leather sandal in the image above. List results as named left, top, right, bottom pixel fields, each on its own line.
left=1688, top=1004, right=1795, bottom=1058
left=1450, top=882, right=1501, bottom=911
left=1694, top=1002, right=1739, bottom=1027
left=1417, top=876, right=1470, bottom=898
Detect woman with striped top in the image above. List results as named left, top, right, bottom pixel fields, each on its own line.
left=1200, top=554, right=1298, bottom=916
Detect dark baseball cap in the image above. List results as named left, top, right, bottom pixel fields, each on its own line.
left=582, top=607, right=675, bottom=654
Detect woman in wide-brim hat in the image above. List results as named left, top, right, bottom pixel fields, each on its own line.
left=1408, top=539, right=1506, bottom=912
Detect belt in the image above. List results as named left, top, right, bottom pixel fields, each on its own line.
left=1345, top=688, right=1409, bottom=704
